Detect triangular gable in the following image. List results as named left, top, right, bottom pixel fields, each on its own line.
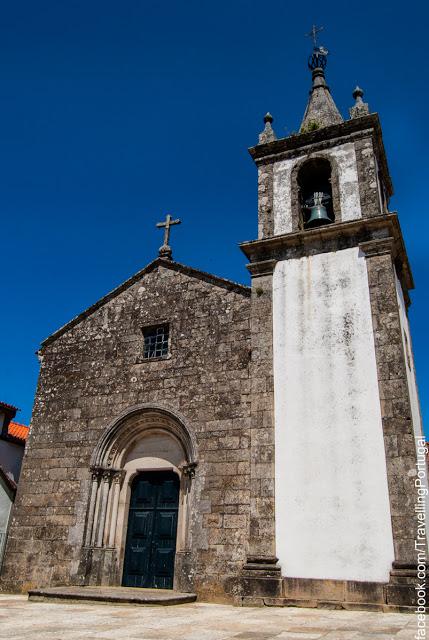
left=40, top=258, right=250, bottom=349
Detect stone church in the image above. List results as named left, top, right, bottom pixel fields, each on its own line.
left=1, top=44, right=425, bottom=610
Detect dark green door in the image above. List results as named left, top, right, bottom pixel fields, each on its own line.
left=122, top=471, right=179, bottom=589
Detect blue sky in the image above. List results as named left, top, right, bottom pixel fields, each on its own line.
left=1, top=0, right=427, bottom=430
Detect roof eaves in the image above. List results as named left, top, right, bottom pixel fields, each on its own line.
left=0, top=401, right=19, bottom=413
left=0, top=432, right=26, bottom=447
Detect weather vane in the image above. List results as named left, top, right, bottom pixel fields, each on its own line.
left=306, top=24, right=323, bottom=49
left=306, top=24, right=329, bottom=70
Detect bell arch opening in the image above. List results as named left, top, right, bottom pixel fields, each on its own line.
left=297, top=158, right=334, bottom=228
left=290, top=155, right=341, bottom=231
left=82, top=405, right=197, bottom=589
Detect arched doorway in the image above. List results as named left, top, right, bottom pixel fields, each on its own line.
left=123, top=471, right=180, bottom=589
left=81, top=405, right=197, bottom=590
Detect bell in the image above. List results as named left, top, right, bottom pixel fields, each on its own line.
left=305, top=192, right=332, bottom=228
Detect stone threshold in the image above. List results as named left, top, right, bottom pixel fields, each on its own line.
left=241, top=596, right=414, bottom=614
left=28, top=586, right=197, bottom=606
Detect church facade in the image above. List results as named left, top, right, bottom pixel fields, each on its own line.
left=1, top=47, right=425, bottom=609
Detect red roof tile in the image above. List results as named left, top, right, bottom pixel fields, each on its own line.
left=8, top=421, right=29, bottom=442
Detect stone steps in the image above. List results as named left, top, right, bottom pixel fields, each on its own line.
left=28, top=586, right=197, bottom=606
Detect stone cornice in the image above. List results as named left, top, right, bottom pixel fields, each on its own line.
left=359, top=238, right=395, bottom=257
left=247, top=259, right=277, bottom=277
left=249, top=113, right=393, bottom=198
left=251, top=128, right=372, bottom=163
left=240, top=213, right=414, bottom=295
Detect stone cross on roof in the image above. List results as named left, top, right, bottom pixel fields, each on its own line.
left=156, top=213, right=181, bottom=260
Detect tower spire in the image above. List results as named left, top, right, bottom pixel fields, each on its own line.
left=300, top=28, right=343, bottom=132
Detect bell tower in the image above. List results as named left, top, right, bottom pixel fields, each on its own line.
left=238, top=36, right=426, bottom=609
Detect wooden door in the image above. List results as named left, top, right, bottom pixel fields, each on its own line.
left=122, top=471, right=179, bottom=589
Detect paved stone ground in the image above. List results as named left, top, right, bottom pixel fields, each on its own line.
left=0, top=595, right=418, bottom=639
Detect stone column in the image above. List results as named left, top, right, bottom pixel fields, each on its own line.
left=96, top=470, right=112, bottom=549
left=108, top=472, right=123, bottom=548
left=90, top=470, right=103, bottom=547
left=361, top=238, right=425, bottom=605
left=85, top=467, right=101, bottom=547
left=179, top=463, right=196, bottom=551
left=175, top=463, right=196, bottom=593
left=240, top=260, right=282, bottom=602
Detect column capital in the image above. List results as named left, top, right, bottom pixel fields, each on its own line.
left=91, top=466, right=122, bottom=482
left=90, top=466, right=103, bottom=481
left=181, top=462, right=198, bottom=478
left=112, top=470, right=125, bottom=484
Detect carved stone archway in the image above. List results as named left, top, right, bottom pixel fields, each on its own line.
left=81, top=405, right=198, bottom=590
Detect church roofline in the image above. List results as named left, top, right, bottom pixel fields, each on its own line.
left=39, top=258, right=250, bottom=350
left=249, top=113, right=393, bottom=199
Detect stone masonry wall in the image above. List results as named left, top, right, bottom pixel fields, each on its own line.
left=361, top=241, right=420, bottom=565
left=354, top=137, right=382, bottom=216
left=1, top=262, right=251, bottom=601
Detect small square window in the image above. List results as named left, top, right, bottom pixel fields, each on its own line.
left=142, top=324, right=169, bottom=360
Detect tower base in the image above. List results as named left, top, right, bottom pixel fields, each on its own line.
left=229, top=556, right=282, bottom=606
left=234, top=563, right=420, bottom=612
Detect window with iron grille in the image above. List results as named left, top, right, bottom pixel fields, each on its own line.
left=142, top=324, right=169, bottom=359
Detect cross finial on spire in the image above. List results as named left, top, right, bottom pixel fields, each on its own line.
left=156, top=213, right=181, bottom=260
left=306, top=25, right=329, bottom=72
left=306, top=24, right=323, bottom=48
